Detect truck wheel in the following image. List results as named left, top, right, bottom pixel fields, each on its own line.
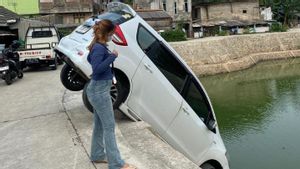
left=56, top=54, right=64, bottom=65
left=5, top=73, right=12, bottom=85
left=60, top=64, right=86, bottom=91
left=50, top=57, right=58, bottom=70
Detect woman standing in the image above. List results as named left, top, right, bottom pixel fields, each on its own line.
left=86, top=19, right=136, bottom=169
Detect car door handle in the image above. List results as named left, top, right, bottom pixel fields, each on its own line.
left=144, top=63, right=153, bottom=73
left=182, top=107, right=190, bottom=116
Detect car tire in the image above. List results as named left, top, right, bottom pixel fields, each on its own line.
left=5, top=72, right=12, bottom=85
left=50, top=57, right=58, bottom=70
left=112, top=76, right=128, bottom=110
left=82, top=82, right=93, bottom=113
left=60, top=64, right=86, bottom=91
left=201, top=163, right=216, bottom=169
left=82, top=76, right=129, bottom=113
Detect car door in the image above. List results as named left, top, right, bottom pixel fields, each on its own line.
left=164, top=78, right=216, bottom=162
left=128, top=24, right=189, bottom=135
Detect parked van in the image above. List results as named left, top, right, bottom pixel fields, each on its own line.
left=18, top=26, right=60, bottom=70
left=55, top=2, right=229, bottom=169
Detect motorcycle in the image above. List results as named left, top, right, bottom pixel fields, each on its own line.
left=0, top=41, right=23, bottom=85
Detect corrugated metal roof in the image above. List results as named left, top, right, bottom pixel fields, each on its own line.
left=137, top=10, right=171, bottom=20
left=0, top=6, right=20, bottom=26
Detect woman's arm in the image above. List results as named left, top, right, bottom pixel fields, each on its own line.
left=90, top=45, right=116, bottom=75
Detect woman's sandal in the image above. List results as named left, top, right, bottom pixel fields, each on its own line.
left=121, top=163, right=137, bottom=169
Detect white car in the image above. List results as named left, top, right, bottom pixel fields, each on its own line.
left=55, top=2, right=229, bottom=169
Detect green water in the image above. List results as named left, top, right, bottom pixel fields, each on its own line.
left=200, top=59, right=300, bottom=169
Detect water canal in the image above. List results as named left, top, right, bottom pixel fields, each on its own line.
left=200, top=58, right=300, bottom=169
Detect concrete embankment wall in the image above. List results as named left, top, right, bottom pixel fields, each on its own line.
left=170, top=31, right=300, bottom=75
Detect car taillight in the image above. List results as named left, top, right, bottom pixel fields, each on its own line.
left=112, top=25, right=128, bottom=46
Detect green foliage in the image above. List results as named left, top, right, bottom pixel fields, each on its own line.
left=161, top=29, right=187, bottom=42
left=58, top=28, right=75, bottom=37
left=218, top=30, right=228, bottom=36
left=270, top=22, right=288, bottom=32
left=123, top=0, right=133, bottom=5
left=211, top=27, right=220, bottom=36
left=17, top=39, right=25, bottom=49
left=260, top=0, right=300, bottom=25
left=243, top=27, right=255, bottom=34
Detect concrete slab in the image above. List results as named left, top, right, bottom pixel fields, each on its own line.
left=0, top=113, right=95, bottom=169
left=0, top=67, right=65, bottom=122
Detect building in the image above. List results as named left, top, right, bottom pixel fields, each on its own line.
left=0, top=6, right=20, bottom=46
left=191, top=0, right=269, bottom=37
left=39, top=0, right=100, bottom=27
left=192, top=0, right=260, bottom=22
left=134, top=0, right=193, bottom=36
left=0, top=0, right=39, bottom=17
left=136, top=10, right=172, bottom=30
left=0, top=6, right=50, bottom=45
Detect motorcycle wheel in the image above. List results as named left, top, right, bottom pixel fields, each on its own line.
left=18, top=72, right=23, bottom=79
left=5, top=73, right=12, bottom=85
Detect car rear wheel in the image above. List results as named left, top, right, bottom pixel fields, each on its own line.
left=60, top=64, right=86, bottom=91
left=82, top=76, right=129, bottom=113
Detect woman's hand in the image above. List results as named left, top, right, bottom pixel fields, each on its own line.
left=112, top=50, right=118, bottom=57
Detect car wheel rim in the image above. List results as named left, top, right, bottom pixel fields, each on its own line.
left=67, top=68, right=83, bottom=85
left=110, top=85, right=118, bottom=103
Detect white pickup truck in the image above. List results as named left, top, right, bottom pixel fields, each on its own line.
left=18, top=26, right=61, bottom=70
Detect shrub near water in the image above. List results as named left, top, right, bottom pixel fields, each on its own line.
left=270, top=22, right=288, bottom=32
left=161, top=29, right=187, bottom=42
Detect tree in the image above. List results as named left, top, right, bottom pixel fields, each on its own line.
left=261, top=0, right=300, bottom=26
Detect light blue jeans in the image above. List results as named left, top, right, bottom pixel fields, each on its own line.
left=87, top=79, right=125, bottom=169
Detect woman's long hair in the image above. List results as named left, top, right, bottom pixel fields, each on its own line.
left=88, top=19, right=115, bottom=51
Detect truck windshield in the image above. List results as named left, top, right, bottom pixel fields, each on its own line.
left=32, top=31, right=53, bottom=38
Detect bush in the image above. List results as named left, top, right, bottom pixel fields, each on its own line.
left=270, top=22, right=288, bottom=32
left=161, top=29, right=187, bottom=42
left=243, top=26, right=255, bottom=34
left=218, top=30, right=228, bottom=36
left=58, top=28, right=75, bottom=37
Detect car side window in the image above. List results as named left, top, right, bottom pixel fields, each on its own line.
left=137, top=26, right=156, bottom=51
left=137, top=25, right=188, bottom=93
left=185, top=80, right=211, bottom=122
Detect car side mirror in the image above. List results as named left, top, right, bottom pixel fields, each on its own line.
left=207, top=119, right=217, bottom=131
